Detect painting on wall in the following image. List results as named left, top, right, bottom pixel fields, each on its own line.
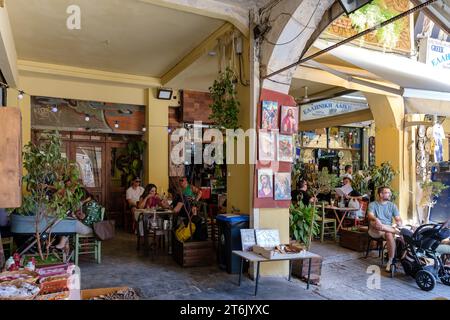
left=261, top=101, right=278, bottom=130
left=274, top=172, right=291, bottom=201
left=280, top=106, right=298, bottom=135
left=277, top=135, right=294, bottom=162
left=257, top=169, right=273, bottom=198
left=259, top=131, right=276, bottom=161
left=31, top=96, right=146, bottom=134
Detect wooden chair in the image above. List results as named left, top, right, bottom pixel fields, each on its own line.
left=317, top=203, right=336, bottom=242
left=1, top=236, right=14, bottom=257
left=74, top=207, right=105, bottom=266
left=365, top=233, right=385, bottom=266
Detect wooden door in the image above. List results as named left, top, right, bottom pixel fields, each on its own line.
left=105, top=142, right=128, bottom=227
left=70, top=141, right=106, bottom=205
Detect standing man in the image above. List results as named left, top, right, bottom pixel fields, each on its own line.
left=367, top=186, right=403, bottom=272
left=126, top=177, right=145, bottom=219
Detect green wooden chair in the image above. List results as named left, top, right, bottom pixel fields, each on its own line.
left=317, top=203, right=337, bottom=242
left=74, top=207, right=105, bottom=266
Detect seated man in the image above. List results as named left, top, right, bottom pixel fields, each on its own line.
left=291, top=180, right=316, bottom=206
left=367, top=186, right=403, bottom=272
left=126, top=177, right=145, bottom=223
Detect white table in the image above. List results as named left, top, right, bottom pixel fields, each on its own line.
left=232, top=250, right=321, bottom=296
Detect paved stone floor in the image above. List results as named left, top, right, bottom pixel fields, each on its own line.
left=80, top=232, right=450, bottom=300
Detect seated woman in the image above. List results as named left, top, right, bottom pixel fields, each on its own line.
left=138, top=184, right=169, bottom=209
left=56, top=188, right=104, bottom=249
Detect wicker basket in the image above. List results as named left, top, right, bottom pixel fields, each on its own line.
left=0, top=270, right=40, bottom=284
left=0, top=280, right=41, bottom=300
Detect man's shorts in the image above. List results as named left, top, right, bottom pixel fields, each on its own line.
left=368, top=227, right=386, bottom=239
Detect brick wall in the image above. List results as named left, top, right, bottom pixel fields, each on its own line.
left=182, top=90, right=214, bottom=124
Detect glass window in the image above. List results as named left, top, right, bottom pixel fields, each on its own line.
left=301, top=129, right=327, bottom=148
left=75, top=146, right=102, bottom=188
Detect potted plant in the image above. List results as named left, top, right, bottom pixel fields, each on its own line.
left=208, top=67, right=240, bottom=130
left=289, top=202, right=319, bottom=249
left=419, top=180, right=448, bottom=224
left=307, top=168, right=340, bottom=250
left=116, top=140, right=146, bottom=187
left=369, top=161, right=399, bottom=200
left=8, top=131, right=84, bottom=261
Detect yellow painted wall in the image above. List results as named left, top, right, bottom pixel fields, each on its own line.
left=365, top=93, right=410, bottom=219
left=227, top=37, right=251, bottom=214
left=144, top=88, right=170, bottom=194
left=258, top=208, right=290, bottom=276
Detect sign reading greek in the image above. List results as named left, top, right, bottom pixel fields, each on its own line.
left=300, top=99, right=368, bottom=121
left=420, top=38, right=450, bottom=70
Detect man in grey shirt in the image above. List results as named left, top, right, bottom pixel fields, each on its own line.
left=367, top=186, right=403, bottom=272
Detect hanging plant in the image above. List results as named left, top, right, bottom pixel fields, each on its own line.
left=208, top=67, right=240, bottom=130
left=348, top=0, right=405, bottom=50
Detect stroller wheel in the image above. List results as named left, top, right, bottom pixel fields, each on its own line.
left=415, top=270, right=436, bottom=292
left=439, top=266, right=450, bottom=286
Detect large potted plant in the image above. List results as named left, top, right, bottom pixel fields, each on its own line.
left=289, top=202, right=319, bottom=248
left=9, top=131, right=84, bottom=261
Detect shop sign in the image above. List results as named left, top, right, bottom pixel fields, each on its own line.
left=300, top=99, right=368, bottom=121
left=419, top=38, right=450, bottom=70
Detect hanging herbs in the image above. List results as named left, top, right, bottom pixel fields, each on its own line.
left=209, top=67, right=240, bottom=130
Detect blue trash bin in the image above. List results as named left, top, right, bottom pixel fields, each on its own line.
left=216, top=214, right=249, bottom=274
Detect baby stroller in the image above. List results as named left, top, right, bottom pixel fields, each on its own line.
left=391, top=219, right=450, bottom=291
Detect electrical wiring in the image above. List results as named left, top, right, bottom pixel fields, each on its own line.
left=263, top=0, right=322, bottom=46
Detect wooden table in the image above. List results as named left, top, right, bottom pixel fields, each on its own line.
left=135, top=209, right=176, bottom=256
left=324, top=206, right=359, bottom=232
left=232, top=250, right=321, bottom=296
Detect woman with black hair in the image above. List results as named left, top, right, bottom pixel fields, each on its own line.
left=138, top=184, right=169, bottom=209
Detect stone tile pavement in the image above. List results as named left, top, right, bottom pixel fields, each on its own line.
left=79, top=232, right=450, bottom=300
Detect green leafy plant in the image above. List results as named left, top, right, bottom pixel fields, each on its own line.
left=306, top=168, right=340, bottom=250
left=9, top=131, right=84, bottom=260
left=369, top=161, right=399, bottom=200
left=352, top=166, right=371, bottom=196
left=116, top=140, right=146, bottom=187
left=349, top=0, right=405, bottom=50
left=289, top=202, right=319, bottom=248
left=209, top=67, right=240, bottom=130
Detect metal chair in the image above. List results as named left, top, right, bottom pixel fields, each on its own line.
left=317, top=203, right=337, bottom=242
left=74, top=207, right=105, bottom=266
left=365, top=232, right=386, bottom=266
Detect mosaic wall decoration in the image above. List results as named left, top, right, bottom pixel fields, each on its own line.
left=31, top=96, right=145, bottom=134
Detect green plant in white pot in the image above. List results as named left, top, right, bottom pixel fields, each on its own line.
left=419, top=180, right=448, bottom=224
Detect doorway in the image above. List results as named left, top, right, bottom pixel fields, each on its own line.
left=32, top=131, right=142, bottom=228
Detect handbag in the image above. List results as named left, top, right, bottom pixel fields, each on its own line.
left=93, top=220, right=115, bottom=241
left=175, top=222, right=196, bottom=243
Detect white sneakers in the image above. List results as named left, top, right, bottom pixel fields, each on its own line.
left=386, top=259, right=393, bottom=272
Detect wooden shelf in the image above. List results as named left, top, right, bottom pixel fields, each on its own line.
left=300, top=147, right=361, bottom=151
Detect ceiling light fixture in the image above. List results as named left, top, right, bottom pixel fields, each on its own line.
left=51, top=106, right=58, bottom=113
left=17, top=91, right=24, bottom=100
left=114, top=121, right=119, bottom=129
left=85, top=114, right=90, bottom=122
left=142, top=125, right=147, bottom=132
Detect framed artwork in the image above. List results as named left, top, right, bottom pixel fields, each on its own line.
left=261, top=101, right=279, bottom=130
left=277, top=135, right=294, bottom=162
left=274, top=172, right=291, bottom=200
left=259, top=131, right=276, bottom=161
left=257, top=169, right=273, bottom=198
left=280, top=106, right=298, bottom=135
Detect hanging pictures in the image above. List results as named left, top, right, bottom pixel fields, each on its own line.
left=259, top=131, right=276, bottom=161
left=280, top=106, right=298, bottom=135
left=277, top=135, right=294, bottom=162
left=257, top=169, right=273, bottom=198
left=261, top=101, right=279, bottom=130
left=274, top=172, right=291, bottom=200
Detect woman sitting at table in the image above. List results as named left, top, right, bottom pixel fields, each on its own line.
left=138, top=183, right=169, bottom=209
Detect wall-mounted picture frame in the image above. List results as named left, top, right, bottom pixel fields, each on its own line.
left=277, top=134, right=294, bottom=162
left=274, top=172, right=291, bottom=200
left=280, top=105, right=298, bottom=135
left=259, top=131, right=276, bottom=161
left=257, top=169, right=273, bottom=198
left=261, top=101, right=278, bottom=130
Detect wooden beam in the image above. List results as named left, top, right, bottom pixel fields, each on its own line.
left=17, top=60, right=161, bottom=88
left=138, top=0, right=249, bottom=37
left=299, top=109, right=374, bottom=131
left=161, top=22, right=233, bottom=85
